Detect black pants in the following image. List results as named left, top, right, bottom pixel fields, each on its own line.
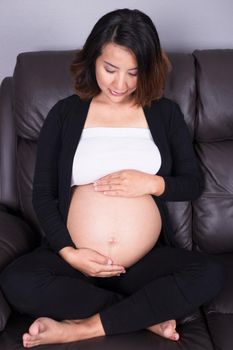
left=0, top=244, right=224, bottom=335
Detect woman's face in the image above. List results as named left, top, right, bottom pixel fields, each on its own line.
left=95, top=42, right=138, bottom=104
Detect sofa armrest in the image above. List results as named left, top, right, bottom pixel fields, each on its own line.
left=0, top=206, right=39, bottom=331
left=0, top=207, right=40, bottom=272
left=204, top=313, right=233, bottom=350
left=204, top=254, right=233, bottom=314
left=202, top=254, right=233, bottom=350
left=0, top=289, right=11, bottom=331
left=0, top=78, right=18, bottom=210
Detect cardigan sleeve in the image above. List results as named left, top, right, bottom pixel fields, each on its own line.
left=158, top=102, right=203, bottom=201
left=32, top=101, right=76, bottom=253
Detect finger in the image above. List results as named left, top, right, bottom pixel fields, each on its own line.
left=95, top=187, right=124, bottom=194
left=98, top=171, right=123, bottom=179
left=97, top=270, right=126, bottom=278
left=98, top=262, right=126, bottom=272
left=94, top=183, right=122, bottom=192
left=91, top=252, right=113, bottom=265
left=103, top=190, right=128, bottom=197
left=91, top=251, right=125, bottom=268
left=95, top=173, right=123, bottom=182
left=92, top=262, right=126, bottom=273
left=94, top=181, right=121, bottom=187
left=95, top=176, right=121, bottom=182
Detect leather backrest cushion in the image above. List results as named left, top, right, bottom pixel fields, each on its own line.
left=164, top=54, right=196, bottom=249
left=193, top=50, right=233, bottom=253
left=13, top=51, right=196, bottom=246
left=165, top=53, right=196, bottom=137
left=13, top=51, right=76, bottom=232
left=194, top=50, right=233, bottom=142
left=14, top=51, right=76, bottom=140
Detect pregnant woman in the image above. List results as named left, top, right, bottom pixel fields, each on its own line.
left=0, top=8, right=224, bottom=348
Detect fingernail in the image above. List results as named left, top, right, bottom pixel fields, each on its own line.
left=107, top=259, right=113, bottom=265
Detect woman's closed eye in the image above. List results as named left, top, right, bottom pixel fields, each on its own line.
left=104, top=67, right=137, bottom=77
left=105, top=68, right=116, bottom=74
left=128, top=72, right=138, bottom=77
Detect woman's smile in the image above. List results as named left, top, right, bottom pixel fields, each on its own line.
left=109, top=89, right=128, bottom=96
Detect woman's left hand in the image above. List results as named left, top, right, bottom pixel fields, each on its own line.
left=93, top=169, right=164, bottom=197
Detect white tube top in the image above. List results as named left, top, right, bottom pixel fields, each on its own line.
left=71, top=127, right=161, bottom=186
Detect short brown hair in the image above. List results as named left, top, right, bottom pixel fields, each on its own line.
left=71, top=9, right=170, bottom=107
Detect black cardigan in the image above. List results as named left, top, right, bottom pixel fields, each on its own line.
left=32, top=94, right=202, bottom=253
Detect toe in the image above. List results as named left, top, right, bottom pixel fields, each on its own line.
left=29, top=318, right=45, bottom=336
left=172, top=332, right=180, bottom=341
left=23, top=341, right=38, bottom=348
left=22, top=333, right=30, bottom=342
left=22, top=332, right=42, bottom=346
left=24, top=333, right=38, bottom=341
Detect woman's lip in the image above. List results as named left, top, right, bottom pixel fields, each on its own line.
left=110, top=89, right=127, bottom=96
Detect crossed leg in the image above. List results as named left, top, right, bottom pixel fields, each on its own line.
left=1, top=245, right=222, bottom=348
left=22, top=315, right=179, bottom=348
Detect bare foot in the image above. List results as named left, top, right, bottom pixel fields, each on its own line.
left=148, top=320, right=179, bottom=341
left=22, top=315, right=179, bottom=347
left=22, top=315, right=105, bottom=348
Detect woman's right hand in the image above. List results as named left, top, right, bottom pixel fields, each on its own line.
left=59, top=246, right=126, bottom=277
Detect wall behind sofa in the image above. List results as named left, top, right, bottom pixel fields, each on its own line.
left=0, top=0, right=233, bottom=84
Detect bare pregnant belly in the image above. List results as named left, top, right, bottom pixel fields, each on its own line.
left=67, top=184, right=162, bottom=268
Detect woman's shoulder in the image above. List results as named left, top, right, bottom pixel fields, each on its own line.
left=147, top=97, right=184, bottom=125
left=47, top=94, right=89, bottom=123
left=50, top=94, right=83, bottom=111
left=150, top=97, right=181, bottom=113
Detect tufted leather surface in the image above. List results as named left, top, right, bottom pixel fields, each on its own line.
left=193, top=50, right=233, bottom=254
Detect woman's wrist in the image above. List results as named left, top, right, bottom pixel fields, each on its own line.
left=58, top=246, right=77, bottom=263
left=150, top=175, right=165, bottom=196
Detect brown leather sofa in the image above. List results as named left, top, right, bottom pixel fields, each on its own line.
left=0, top=49, right=232, bottom=350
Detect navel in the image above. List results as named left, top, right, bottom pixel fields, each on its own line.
left=107, top=235, right=117, bottom=244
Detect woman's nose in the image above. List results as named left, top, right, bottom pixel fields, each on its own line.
left=113, top=74, right=127, bottom=91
